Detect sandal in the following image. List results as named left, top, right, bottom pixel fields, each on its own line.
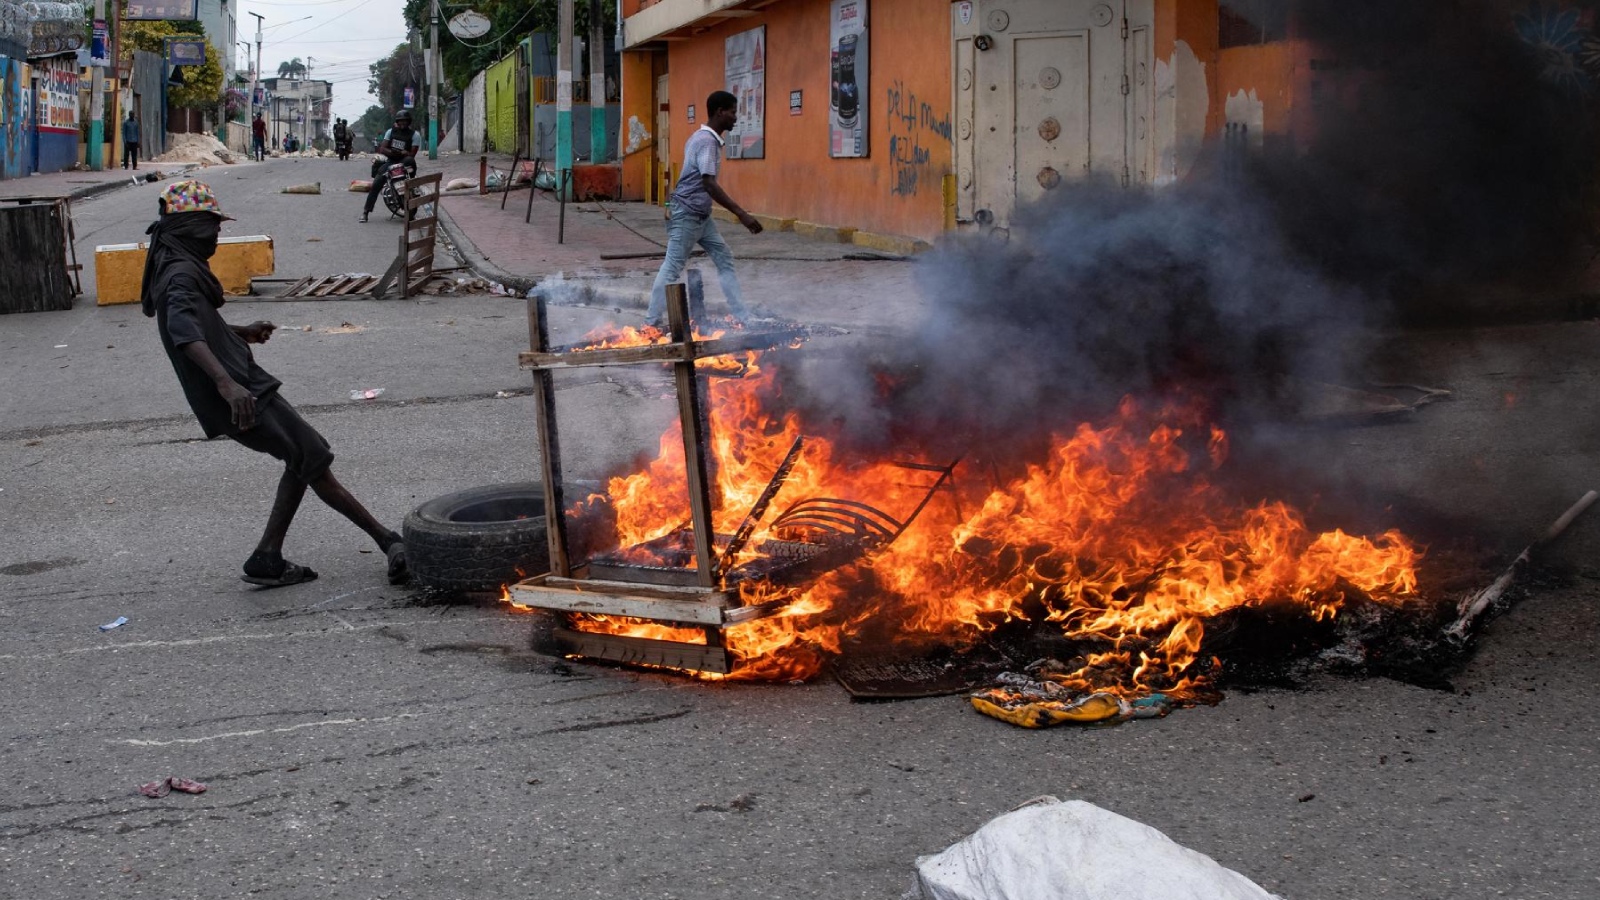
left=385, top=542, right=409, bottom=586
left=241, top=551, right=319, bottom=588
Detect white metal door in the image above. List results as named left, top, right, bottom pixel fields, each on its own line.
left=952, top=0, right=1151, bottom=227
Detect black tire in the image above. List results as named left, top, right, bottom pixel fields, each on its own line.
left=403, top=483, right=551, bottom=597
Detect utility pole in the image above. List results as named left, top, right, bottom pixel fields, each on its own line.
left=557, top=0, right=573, bottom=193
left=249, top=12, right=263, bottom=125
left=427, top=0, right=440, bottom=159
left=87, top=0, right=106, bottom=170
left=306, top=56, right=315, bottom=146
left=588, top=0, right=606, bottom=163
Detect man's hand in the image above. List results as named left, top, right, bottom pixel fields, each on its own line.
left=739, top=213, right=764, bottom=235
left=237, top=321, right=276, bottom=344
left=217, top=378, right=257, bottom=430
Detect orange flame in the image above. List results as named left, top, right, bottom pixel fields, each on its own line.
left=557, top=342, right=1422, bottom=699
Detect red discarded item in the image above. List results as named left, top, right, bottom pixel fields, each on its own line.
left=138, top=776, right=208, bottom=798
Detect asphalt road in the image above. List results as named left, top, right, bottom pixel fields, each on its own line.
left=2, top=159, right=1598, bottom=899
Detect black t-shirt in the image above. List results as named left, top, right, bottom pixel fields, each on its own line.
left=156, top=267, right=282, bottom=437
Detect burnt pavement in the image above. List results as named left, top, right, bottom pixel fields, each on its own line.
left=0, top=155, right=1598, bottom=899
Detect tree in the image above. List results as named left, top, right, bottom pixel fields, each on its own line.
left=121, top=22, right=224, bottom=110
left=277, top=57, right=306, bottom=78
left=353, top=104, right=392, bottom=147
left=398, top=0, right=615, bottom=90
left=367, top=42, right=430, bottom=129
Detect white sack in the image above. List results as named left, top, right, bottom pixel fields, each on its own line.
left=909, top=797, right=1282, bottom=900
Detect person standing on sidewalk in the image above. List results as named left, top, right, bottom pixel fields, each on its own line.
left=646, top=90, right=764, bottom=328
left=121, top=112, right=140, bottom=170
left=141, top=180, right=408, bottom=588
left=251, top=113, right=267, bottom=162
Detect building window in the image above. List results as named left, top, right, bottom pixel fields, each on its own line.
left=1220, top=1, right=1289, bottom=48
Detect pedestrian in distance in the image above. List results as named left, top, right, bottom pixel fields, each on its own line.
left=251, top=113, right=267, bottom=162
left=361, top=109, right=420, bottom=223
left=140, top=180, right=408, bottom=588
left=646, top=89, right=764, bottom=329
left=121, top=111, right=140, bottom=170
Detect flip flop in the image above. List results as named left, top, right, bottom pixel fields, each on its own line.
left=386, top=543, right=409, bottom=586
left=241, top=561, right=319, bottom=588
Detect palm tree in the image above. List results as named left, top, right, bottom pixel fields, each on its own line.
left=277, top=57, right=306, bottom=79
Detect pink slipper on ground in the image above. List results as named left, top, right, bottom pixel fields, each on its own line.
left=137, top=776, right=208, bottom=798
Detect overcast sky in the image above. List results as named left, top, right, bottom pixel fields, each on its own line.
left=236, top=0, right=413, bottom=122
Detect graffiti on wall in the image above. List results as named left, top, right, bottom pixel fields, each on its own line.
left=886, top=78, right=950, bottom=196
left=0, top=55, right=33, bottom=179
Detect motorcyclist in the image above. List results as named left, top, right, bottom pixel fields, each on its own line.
left=360, top=109, right=420, bottom=223
left=333, top=118, right=351, bottom=161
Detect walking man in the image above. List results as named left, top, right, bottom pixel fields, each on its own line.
left=361, top=109, right=420, bottom=222
left=141, top=181, right=407, bottom=587
left=646, top=90, right=764, bottom=328
left=121, top=111, right=140, bottom=170
left=251, top=112, right=267, bottom=162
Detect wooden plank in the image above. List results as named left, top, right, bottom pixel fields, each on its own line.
left=517, top=325, right=807, bottom=370
left=668, top=283, right=718, bottom=587
left=553, top=628, right=732, bottom=675
left=511, top=577, right=731, bottom=625
left=406, top=236, right=435, bottom=252
left=527, top=295, right=571, bottom=578
left=405, top=216, right=438, bottom=229
left=541, top=575, right=735, bottom=604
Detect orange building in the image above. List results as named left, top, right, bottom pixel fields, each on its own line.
left=619, top=0, right=1310, bottom=247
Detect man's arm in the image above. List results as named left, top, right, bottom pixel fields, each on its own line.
left=230, top=321, right=276, bottom=344
left=180, top=340, right=257, bottom=430
left=702, top=175, right=763, bottom=234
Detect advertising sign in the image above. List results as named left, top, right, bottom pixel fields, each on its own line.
left=89, top=19, right=108, bottom=67
left=165, top=39, right=205, bottom=66
left=404, top=86, right=415, bottom=108
left=724, top=26, right=765, bottom=159
left=829, top=0, right=868, bottom=158
left=124, top=0, right=198, bottom=21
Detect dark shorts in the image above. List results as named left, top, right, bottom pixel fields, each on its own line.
left=228, top=393, right=334, bottom=482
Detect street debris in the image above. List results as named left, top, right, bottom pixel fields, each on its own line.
left=908, top=797, right=1280, bottom=900
left=151, top=133, right=239, bottom=166
left=445, top=177, right=477, bottom=191
left=349, top=388, right=385, bottom=400
left=281, top=182, right=322, bottom=195
left=970, top=672, right=1173, bottom=728
left=137, top=777, right=208, bottom=799
left=349, top=180, right=372, bottom=192
left=98, top=616, right=129, bottom=632
left=694, top=793, right=757, bottom=813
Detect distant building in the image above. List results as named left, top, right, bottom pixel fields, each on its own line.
left=260, top=77, right=332, bottom=147
left=196, top=0, right=238, bottom=84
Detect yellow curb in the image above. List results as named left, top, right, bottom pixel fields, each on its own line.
left=794, top=221, right=858, bottom=243
left=754, top=213, right=795, bottom=232
left=711, top=207, right=737, bottom=223
left=851, top=230, right=933, bottom=256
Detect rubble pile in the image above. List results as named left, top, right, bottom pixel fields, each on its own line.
left=152, top=133, right=240, bottom=166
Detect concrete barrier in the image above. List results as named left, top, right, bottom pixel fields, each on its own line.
left=95, top=235, right=275, bottom=305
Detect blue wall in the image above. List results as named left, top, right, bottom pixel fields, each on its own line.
left=0, top=56, right=33, bottom=180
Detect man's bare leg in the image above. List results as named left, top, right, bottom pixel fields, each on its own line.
left=308, top=470, right=400, bottom=550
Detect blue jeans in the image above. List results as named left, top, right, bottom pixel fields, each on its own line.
left=647, top=204, right=751, bottom=324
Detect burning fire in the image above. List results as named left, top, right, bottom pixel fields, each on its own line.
left=515, top=344, right=1422, bottom=701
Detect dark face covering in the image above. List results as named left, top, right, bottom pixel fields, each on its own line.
left=140, top=211, right=225, bottom=317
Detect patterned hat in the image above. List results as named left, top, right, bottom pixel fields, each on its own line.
left=159, top=180, right=234, bottom=220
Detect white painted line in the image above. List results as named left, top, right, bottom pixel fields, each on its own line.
left=119, top=713, right=419, bottom=747
left=0, top=619, right=451, bottom=661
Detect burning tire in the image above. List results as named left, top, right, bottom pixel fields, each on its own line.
left=403, top=483, right=551, bottom=598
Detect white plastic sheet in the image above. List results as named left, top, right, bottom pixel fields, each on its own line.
left=909, top=798, right=1282, bottom=900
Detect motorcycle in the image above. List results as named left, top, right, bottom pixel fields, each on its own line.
left=335, top=135, right=352, bottom=160
left=372, top=156, right=415, bottom=218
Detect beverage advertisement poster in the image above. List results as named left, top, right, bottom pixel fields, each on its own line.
left=829, top=0, right=868, bottom=158
left=724, top=26, right=765, bottom=159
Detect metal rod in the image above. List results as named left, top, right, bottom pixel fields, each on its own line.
left=1445, top=489, right=1599, bottom=642
left=558, top=167, right=571, bottom=243
left=501, top=150, right=521, bottom=210
left=526, top=157, right=541, bottom=224
left=717, top=436, right=805, bottom=580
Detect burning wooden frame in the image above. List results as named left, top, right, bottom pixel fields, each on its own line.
left=509, top=284, right=954, bottom=674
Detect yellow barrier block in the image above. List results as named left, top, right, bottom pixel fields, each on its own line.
left=95, top=235, right=275, bottom=306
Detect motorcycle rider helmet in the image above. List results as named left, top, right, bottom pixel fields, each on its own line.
left=395, top=109, right=413, bottom=124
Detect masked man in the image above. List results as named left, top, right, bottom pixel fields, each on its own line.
left=142, top=180, right=407, bottom=587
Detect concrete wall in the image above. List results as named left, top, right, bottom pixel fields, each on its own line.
left=649, top=0, right=952, bottom=242
left=0, top=55, right=30, bottom=179
left=532, top=103, right=619, bottom=160
left=461, top=69, right=486, bottom=153
left=485, top=52, right=519, bottom=154
left=132, top=50, right=168, bottom=160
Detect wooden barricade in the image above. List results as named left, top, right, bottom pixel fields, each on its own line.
left=373, top=172, right=443, bottom=299
left=0, top=197, right=79, bottom=314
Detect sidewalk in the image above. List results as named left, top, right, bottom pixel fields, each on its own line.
left=428, top=151, right=927, bottom=334
left=0, top=164, right=193, bottom=203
